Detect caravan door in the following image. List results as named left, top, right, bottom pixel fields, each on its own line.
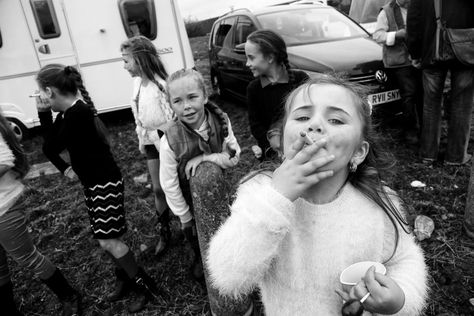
left=21, top=0, right=78, bottom=67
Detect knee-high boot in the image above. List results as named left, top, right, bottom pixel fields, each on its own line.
left=128, top=268, right=159, bottom=313
left=42, top=268, right=81, bottom=316
left=0, top=281, right=24, bottom=316
left=154, top=207, right=171, bottom=256
left=182, top=225, right=204, bottom=281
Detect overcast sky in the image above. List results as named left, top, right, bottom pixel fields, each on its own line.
left=177, top=0, right=287, bottom=21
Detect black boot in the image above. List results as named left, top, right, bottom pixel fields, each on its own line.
left=42, top=268, right=81, bottom=316
left=183, top=225, right=204, bottom=281
left=154, top=208, right=171, bottom=256
left=128, top=268, right=159, bottom=313
left=107, top=268, right=132, bottom=302
left=0, top=281, right=24, bottom=316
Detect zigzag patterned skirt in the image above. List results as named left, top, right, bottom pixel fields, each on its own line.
left=83, top=179, right=127, bottom=239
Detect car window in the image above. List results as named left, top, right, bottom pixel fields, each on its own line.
left=233, top=16, right=257, bottom=47
left=29, top=0, right=61, bottom=39
left=118, top=0, right=157, bottom=40
left=256, top=7, right=367, bottom=46
left=214, top=17, right=235, bottom=48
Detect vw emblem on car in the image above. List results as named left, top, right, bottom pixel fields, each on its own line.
left=375, top=70, right=388, bottom=83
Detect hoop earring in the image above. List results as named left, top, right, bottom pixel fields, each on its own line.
left=349, top=161, right=357, bottom=173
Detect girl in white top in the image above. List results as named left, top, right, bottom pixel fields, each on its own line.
left=121, top=36, right=175, bottom=255
left=208, top=75, right=428, bottom=315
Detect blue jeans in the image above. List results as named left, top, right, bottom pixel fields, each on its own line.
left=0, top=201, right=56, bottom=286
left=421, top=62, right=474, bottom=163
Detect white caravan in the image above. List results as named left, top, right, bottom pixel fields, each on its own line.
left=0, top=0, right=194, bottom=140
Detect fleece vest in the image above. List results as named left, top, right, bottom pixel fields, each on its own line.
left=382, top=1, right=411, bottom=68
left=164, top=108, right=225, bottom=208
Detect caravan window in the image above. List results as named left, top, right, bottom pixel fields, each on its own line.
left=30, top=0, right=61, bottom=39
left=118, top=0, right=157, bottom=40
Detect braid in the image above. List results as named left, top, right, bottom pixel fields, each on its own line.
left=205, top=101, right=229, bottom=138
left=283, top=58, right=296, bottom=85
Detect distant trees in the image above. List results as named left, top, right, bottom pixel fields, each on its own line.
left=184, top=16, right=217, bottom=38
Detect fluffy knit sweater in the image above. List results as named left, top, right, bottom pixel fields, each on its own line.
left=207, top=174, right=427, bottom=316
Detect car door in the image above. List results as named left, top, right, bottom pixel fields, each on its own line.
left=214, top=17, right=237, bottom=94
left=21, top=0, right=78, bottom=67
left=227, top=15, right=257, bottom=98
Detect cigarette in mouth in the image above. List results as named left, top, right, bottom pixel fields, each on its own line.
left=300, top=131, right=314, bottom=144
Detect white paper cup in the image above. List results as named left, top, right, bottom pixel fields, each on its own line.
left=340, top=261, right=386, bottom=292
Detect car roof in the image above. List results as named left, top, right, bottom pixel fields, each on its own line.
left=217, top=4, right=332, bottom=21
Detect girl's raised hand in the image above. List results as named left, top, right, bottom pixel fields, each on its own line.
left=185, top=155, right=204, bottom=179
left=272, top=133, right=334, bottom=201
left=347, top=266, right=405, bottom=315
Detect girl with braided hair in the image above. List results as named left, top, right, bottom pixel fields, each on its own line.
left=120, top=36, right=174, bottom=257
left=245, top=29, right=308, bottom=160
left=159, top=68, right=240, bottom=281
left=36, top=64, right=158, bottom=313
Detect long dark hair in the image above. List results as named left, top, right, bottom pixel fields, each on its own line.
left=36, top=64, right=110, bottom=145
left=246, top=29, right=295, bottom=83
left=0, top=112, right=29, bottom=178
left=120, top=35, right=168, bottom=90
left=283, top=75, right=410, bottom=261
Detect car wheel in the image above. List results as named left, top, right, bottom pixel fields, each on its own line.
left=7, top=118, right=27, bottom=142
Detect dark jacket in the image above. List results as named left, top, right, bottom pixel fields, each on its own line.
left=42, top=100, right=122, bottom=186
left=246, top=69, right=308, bottom=150
left=407, top=0, right=474, bottom=67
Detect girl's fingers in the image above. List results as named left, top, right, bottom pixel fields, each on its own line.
left=293, top=138, right=327, bottom=164
left=363, top=266, right=383, bottom=293
left=305, top=170, right=334, bottom=185
left=335, top=289, right=351, bottom=302
left=301, top=154, right=335, bottom=175
left=286, top=133, right=306, bottom=160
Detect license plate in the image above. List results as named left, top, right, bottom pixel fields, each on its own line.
left=368, top=89, right=401, bottom=106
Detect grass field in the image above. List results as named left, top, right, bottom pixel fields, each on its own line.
left=12, top=35, right=474, bottom=315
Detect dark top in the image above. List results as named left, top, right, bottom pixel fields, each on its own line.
left=407, top=0, right=474, bottom=67
left=246, top=69, right=308, bottom=150
left=42, top=100, right=121, bottom=187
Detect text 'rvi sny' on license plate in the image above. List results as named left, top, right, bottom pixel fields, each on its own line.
left=368, top=89, right=400, bottom=106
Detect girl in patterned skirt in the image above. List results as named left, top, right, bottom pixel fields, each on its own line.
left=36, top=64, right=157, bottom=313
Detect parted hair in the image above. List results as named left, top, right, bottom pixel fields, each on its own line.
left=246, top=29, right=295, bottom=83
left=283, top=75, right=410, bottom=261
left=0, top=112, right=29, bottom=178
left=36, top=64, right=110, bottom=144
left=167, top=68, right=229, bottom=138
left=120, top=35, right=168, bottom=91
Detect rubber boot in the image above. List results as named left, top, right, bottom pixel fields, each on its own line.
left=0, top=281, right=24, bottom=316
left=42, top=268, right=81, bottom=316
left=154, top=208, right=171, bottom=256
left=106, top=268, right=132, bottom=302
left=183, top=225, right=204, bottom=281
left=128, top=268, right=159, bottom=313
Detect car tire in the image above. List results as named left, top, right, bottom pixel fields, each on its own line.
left=7, top=118, right=27, bottom=142
left=211, top=72, right=227, bottom=100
